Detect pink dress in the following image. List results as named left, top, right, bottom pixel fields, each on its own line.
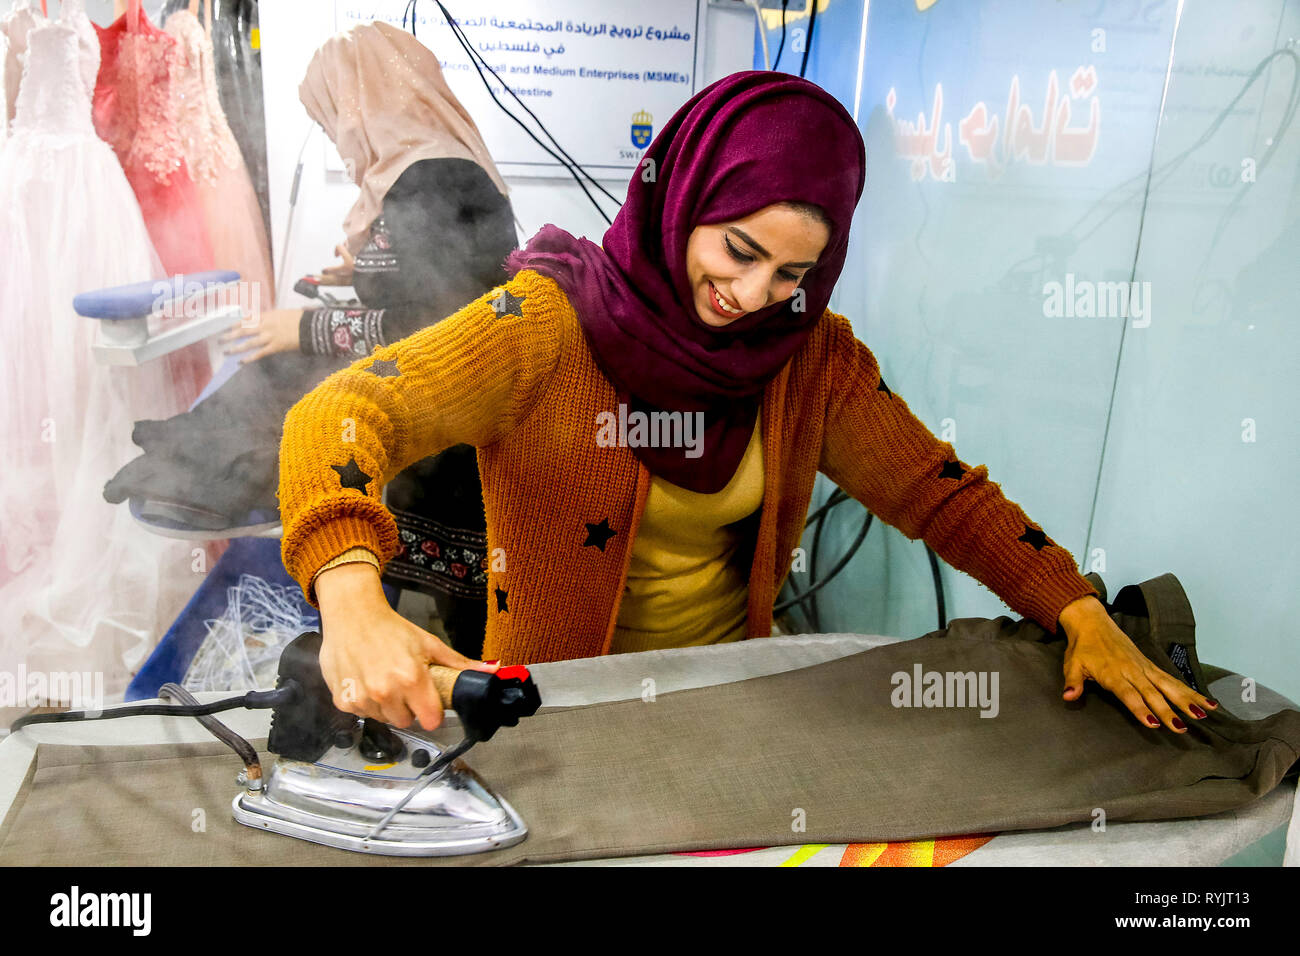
left=93, top=6, right=214, bottom=409
left=164, top=8, right=274, bottom=312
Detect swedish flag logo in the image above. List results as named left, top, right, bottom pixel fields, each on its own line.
left=631, top=110, right=653, bottom=149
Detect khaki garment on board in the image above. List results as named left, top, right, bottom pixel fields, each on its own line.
left=1, top=572, right=1297, bottom=866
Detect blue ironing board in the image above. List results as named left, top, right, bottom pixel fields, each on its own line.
left=73, top=270, right=241, bottom=319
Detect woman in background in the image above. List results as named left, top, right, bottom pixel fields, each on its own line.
left=104, top=22, right=517, bottom=658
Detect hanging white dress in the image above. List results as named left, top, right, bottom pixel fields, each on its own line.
left=0, top=4, right=205, bottom=701
left=0, top=31, right=8, bottom=149
left=2, top=0, right=97, bottom=132
left=1, top=0, right=41, bottom=132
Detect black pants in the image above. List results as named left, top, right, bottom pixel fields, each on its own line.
left=382, top=443, right=488, bottom=660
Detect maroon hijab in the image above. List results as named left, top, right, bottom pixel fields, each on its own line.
left=504, top=71, right=866, bottom=493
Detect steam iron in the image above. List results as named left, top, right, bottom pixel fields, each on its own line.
left=232, top=632, right=542, bottom=856
left=233, top=720, right=528, bottom=856
left=10, top=631, right=542, bottom=858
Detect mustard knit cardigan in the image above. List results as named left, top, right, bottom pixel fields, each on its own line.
left=278, top=269, right=1099, bottom=663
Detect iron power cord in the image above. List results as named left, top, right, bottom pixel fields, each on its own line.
left=9, top=685, right=297, bottom=733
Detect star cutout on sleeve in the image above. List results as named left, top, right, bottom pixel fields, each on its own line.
left=494, top=587, right=509, bottom=613
left=1018, top=525, right=1049, bottom=551
left=331, top=457, right=373, bottom=493
left=366, top=358, right=400, bottom=377
left=877, top=377, right=893, bottom=399
left=582, top=518, right=617, bottom=552
left=490, top=288, right=527, bottom=318
left=939, top=460, right=967, bottom=480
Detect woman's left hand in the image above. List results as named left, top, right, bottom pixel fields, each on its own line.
left=220, top=308, right=305, bottom=363
left=1058, top=596, right=1218, bottom=732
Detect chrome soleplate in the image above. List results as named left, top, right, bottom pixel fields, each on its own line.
left=232, top=728, right=527, bottom=856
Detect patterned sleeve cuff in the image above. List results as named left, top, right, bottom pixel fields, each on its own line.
left=303, top=307, right=387, bottom=358
left=300, top=308, right=323, bottom=355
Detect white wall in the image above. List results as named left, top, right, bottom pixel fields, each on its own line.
left=0, top=0, right=119, bottom=21
left=259, top=0, right=756, bottom=308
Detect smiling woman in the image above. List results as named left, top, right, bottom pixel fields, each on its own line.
left=278, top=70, right=1216, bottom=740
left=687, top=201, right=831, bottom=327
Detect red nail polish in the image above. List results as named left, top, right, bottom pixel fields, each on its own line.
left=1205, top=698, right=1219, bottom=708
left=1146, top=714, right=1159, bottom=726
left=1190, top=704, right=1206, bottom=719
left=484, top=659, right=499, bottom=666
left=1172, top=717, right=1186, bottom=730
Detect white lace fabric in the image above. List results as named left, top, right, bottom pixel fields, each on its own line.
left=3, top=0, right=98, bottom=132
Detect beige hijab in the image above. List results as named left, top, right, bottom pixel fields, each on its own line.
left=299, top=21, right=510, bottom=254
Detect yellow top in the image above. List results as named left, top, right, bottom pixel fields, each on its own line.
left=610, top=409, right=765, bottom=653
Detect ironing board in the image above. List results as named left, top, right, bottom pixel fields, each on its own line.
left=76, top=270, right=243, bottom=366
left=2, top=634, right=1295, bottom=866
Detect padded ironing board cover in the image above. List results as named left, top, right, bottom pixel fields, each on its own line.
left=72, top=270, right=240, bottom=318
left=2, top=572, right=1298, bottom=865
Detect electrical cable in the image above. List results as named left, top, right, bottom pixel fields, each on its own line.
left=775, top=487, right=948, bottom=632
left=434, top=5, right=620, bottom=223
left=799, top=0, right=817, bottom=78
left=431, top=0, right=623, bottom=204
left=9, top=686, right=297, bottom=733
left=773, top=0, right=790, bottom=72
left=773, top=510, right=873, bottom=616
left=780, top=487, right=849, bottom=626
left=807, top=487, right=848, bottom=631
left=926, top=542, right=946, bottom=630
left=803, top=486, right=849, bottom=526
left=415, top=1, right=617, bottom=223
left=405, top=0, right=623, bottom=224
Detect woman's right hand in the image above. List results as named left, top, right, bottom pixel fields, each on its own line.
left=318, top=243, right=356, bottom=286
left=313, top=562, right=497, bottom=731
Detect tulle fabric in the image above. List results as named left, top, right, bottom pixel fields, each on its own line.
left=0, top=18, right=209, bottom=698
